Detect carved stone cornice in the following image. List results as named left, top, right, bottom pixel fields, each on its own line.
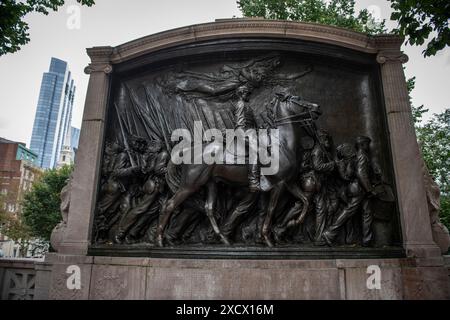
left=86, top=46, right=114, bottom=62
left=372, top=34, right=405, bottom=50
left=376, top=51, right=409, bottom=64
left=84, top=63, right=113, bottom=75
left=99, top=19, right=403, bottom=64
left=84, top=46, right=114, bottom=75
left=83, top=20, right=406, bottom=66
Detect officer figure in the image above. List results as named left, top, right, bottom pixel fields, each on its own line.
left=233, top=85, right=260, bottom=192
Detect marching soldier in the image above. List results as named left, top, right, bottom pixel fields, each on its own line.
left=321, top=136, right=378, bottom=246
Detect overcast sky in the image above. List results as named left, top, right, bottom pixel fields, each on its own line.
left=0, top=0, right=448, bottom=145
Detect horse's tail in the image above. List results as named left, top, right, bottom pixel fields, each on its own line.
left=166, top=160, right=181, bottom=193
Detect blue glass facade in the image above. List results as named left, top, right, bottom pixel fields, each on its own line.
left=70, top=126, right=80, bottom=160
left=30, top=58, right=76, bottom=168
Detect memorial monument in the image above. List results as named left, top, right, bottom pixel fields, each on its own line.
left=35, top=19, right=449, bottom=299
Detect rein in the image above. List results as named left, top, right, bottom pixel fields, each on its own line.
left=274, top=99, right=316, bottom=128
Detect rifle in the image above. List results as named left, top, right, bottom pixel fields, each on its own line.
left=114, top=102, right=137, bottom=167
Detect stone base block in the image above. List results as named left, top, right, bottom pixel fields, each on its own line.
left=37, top=254, right=450, bottom=300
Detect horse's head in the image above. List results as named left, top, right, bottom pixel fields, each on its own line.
left=273, top=92, right=322, bottom=126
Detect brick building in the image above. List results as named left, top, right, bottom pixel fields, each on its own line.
left=0, top=137, right=43, bottom=257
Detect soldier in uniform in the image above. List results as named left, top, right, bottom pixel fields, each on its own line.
left=233, top=85, right=260, bottom=192
left=95, top=137, right=148, bottom=242
left=95, top=141, right=130, bottom=241
left=310, top=129, right=336, bottom=241
left=321, top=136, right=377, bottom=246
left=114, top=140, right=169, bottom=244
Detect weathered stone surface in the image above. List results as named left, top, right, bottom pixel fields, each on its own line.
left=402, top=267, right=450, bottom=300
left=146, top=265, right=340, bottom=299
left=110, top=19, right=391, bottom=64
left=34, top=261, right=52, bottom=300
left=420, top=155, right=450, bottom=254
left=344, top=267, right=403, bottom=300
left=377, top=48, right=441, bottom=259
left=0, top=259, right=39, bottom=300
left=47, top=254, right=93, bottom=300
left=89, top=265, right=146, bottom=300
left=59, top=119, right=105, bottom=255
left=32, top=254, right=450, bottom=300
left=48, top=264, right=91, bottom=300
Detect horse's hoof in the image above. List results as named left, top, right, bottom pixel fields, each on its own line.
left=165, top=234, right=177, bottom=246
left=320, top=233, right=333, bottom=247
left=155, top=235, right=164, bottom=247
left=220, top=234, right=231, bottom=246
left=113, top=234, right=124, bottom=244
left=263, top=234, right=274, bottom=247
left=273, top=227, right=285, bottom=242
left=313, top=239, right=327, bottom=247
left=124, top=235, right=136, bottom=245
left=286, top=220, right=297, bottom=229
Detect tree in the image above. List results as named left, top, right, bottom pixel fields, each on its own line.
left=0, top=194, right=33, bottom=256
left=0, top=212, right=33, bottom=256
left=389, top=0, right=450, bottom=57
left=237, top=0, right=386, bottom=35
left=0, top=0, right=95, bottom=56
left=407, top=77, right=450, bottom=230
left=22, top=165, right=72, bottom=241
left=415, top=109, right=450, bottom=229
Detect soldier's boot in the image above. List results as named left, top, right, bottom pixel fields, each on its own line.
left=114, top=231, right=125, bottom=244
left=248, top=163, right=261, bottom=192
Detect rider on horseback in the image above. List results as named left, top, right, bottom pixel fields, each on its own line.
left=233, top=85, right=261, bottom=192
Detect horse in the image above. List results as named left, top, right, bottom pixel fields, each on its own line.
left=155, top=93, right=322, bottom=247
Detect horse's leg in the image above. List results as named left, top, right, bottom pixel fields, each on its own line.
left=255, top=194, right=269, bottom=243
left=156, top=188, right=195, bottom=247
left=221, top=191, right=258, bottom=240
left=205, top=181, right=230, bottom=245
left=286, top=182, right=310, bottom=229
left=273, top=200, right=303, bottom=243
left=262, top=183, right=284, bottom=247
left=166, top=207, right=199, bottom=244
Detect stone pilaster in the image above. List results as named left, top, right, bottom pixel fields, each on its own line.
left=376, top=45, right=441, bottom=260
left=59, top=47, right=113, bottom=255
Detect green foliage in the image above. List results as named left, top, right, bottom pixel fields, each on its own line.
left=389, top=0, right=450, bottom=57
left=408, top=77, right=450, bottom=230
left=22, top=165, right=73, bottom=241
left=416, top=109, right=450, bottom=230
left=237, top=0, right=386, bottom=35
left=441, top=195, right=450, bottom=229
left=0, top=194, right=33, bottom=256
left=406, top=76, right=428, bottom=124
left=0, top=212, right=32, bottom=243
left=0, top=0, right=95, bottom=56
left=416, top=109, right=450, bottom=193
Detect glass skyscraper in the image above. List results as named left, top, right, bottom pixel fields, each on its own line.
left=30, top=58, right=76, bottom=169
left=70, top=126, right=80, bottom=155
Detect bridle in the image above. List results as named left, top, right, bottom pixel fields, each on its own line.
left=274, top=97, right=318, bottom=129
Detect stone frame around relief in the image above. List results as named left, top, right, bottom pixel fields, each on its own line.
left=87, top=37, right=403, bottom=258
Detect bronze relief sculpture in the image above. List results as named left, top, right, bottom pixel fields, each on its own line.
left=92, top=53, right=398, bottom=253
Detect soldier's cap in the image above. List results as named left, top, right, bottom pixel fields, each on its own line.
left=337, top=143, right=356, bottom=158
left=129, top=134, right=147, bottom=144
left=355, top=136, right=371, bottom=144
left=316, top=129, right=330, bottom=137
left=237, top=84, right=251, bottom=93
left=275, top=91, right=291, bottom=101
